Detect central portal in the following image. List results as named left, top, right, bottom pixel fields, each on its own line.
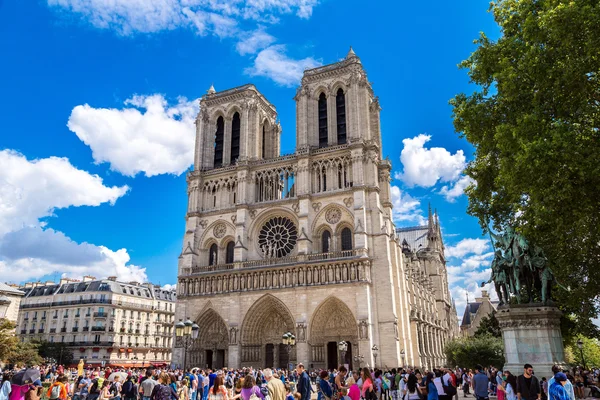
left=265, top=343, right=274, bottom=367
left=327, top=342, right=337, bottom=370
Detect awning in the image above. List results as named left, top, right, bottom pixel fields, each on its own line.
left=119, top=348, right=125, bottom=353
left=126, top=348, right=133, bottom=353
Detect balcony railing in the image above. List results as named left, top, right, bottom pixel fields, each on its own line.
left=20, top=329, right=26, bottom=334
left=20, top=298, right=111, bottom=310
left=41, top=316, right=46, bottom=320
left=60, top=328, right=67, bottom=332
left=83, top=327, right=89, bottom=332
left=185, top=249, right=364, bottom=276
left=50, top=328, right=56, bottom=333
left=29, top=329, right=35, bottom=334
left=72, top=327, right=79, bottom=332
left=94, top=312, right=108, bottom=318
left=91, top=326, right=106, bottom=332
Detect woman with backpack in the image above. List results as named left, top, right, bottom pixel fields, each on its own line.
left=236, top=375, right=263, bottom=400
left=151, top=373, right=177, bottom=400
left=361, top=368, right=376, bottom=400
left=317, top=371, right=333, bottom=400
left=402, top=375, right=422, bottom=400
left=47, top=375, right=69, bottom=400
left=100, top=380, right=112, bottom=400
left=121, top=375, right=138, bottom=400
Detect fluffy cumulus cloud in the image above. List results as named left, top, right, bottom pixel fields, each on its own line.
left=161, top=283, right=177, bottom=291
left=0, top=150, right=128, bottom=236
left=439, top=175, right=475, bottom=202
left=46, top=0, right=319, bottom=36
left=67, top=95, right=198, bottom=177
left=235, top=26, right=276, bottom=55
left=390, top=185, right=426, bottom=225
left=395, top=134, right=467, bottom=188
left=245, top=45, right=320, bottom=86
left=445, top=237, right=496, bottom=319
left=0, top=150, right=146, bottom=284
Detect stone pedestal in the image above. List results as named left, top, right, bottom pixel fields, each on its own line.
left=496, top=305, right=566, bottom=380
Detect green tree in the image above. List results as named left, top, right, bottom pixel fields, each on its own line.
left=565, top=335, right=600, bottom=368
left=445, top=334, right=505, bottom=369
left=6, top=341, right=43, bottom=366
left=450, top=0, right=600, bottom=338
left=0, top=319, right=19, bottom=362
left=474, top=313, right=502, bottom=338
left=36, top=341, right=74, bottom=365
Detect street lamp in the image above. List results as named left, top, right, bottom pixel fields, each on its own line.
left=338, top=341, right=348, bottom=367
left=353, top=354, right=364, bottom=368
left=175, top=317, right=199, bottom=369
left=371, top=344, right=379, bottom=368
left=400, top=349, right=405, bottom=367
left=576, top=339, right=587, bottom=370
left=282, top=332, right=296, bottom=370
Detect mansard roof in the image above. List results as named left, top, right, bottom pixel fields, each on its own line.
left=0, top=281, right=24, bottom=296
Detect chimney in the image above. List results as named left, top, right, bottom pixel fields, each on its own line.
left=83, top=276, right=96, bottom=282
left=107, top=276, right=117, bottom=282
left=481, top=290, right=488, bottom=298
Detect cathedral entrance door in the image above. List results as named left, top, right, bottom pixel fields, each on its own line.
left=278, top=344, right=288, bottom=369
left=327, top=342, right=338, bottom=370
left=265, top=344, right=274, bottom=368
left=205, top=350, right=213, bottom=369
left=343, top=341, right=353, bottom=370
left=215, top=350, right=225, bottom=369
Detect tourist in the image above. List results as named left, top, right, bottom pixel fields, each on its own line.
left=346, top=377, right=359, bottom=400
left=179, top=377, right=190, bottom=400
left=425, top=373, right=438, bottom=400
left=472, top=366, right=490, bottom=400
left=0, top=372, right=12, bottom=400
left=403, top=374, right=422, bottom=400
left=284, top=384, right=294, bottom=400
left=433, top=371, right=448, bottom=400
left=111, top=375, right=123, bottom=400
left=516, top=364, right=540, bottom=400
left=317, top=371, right=333, bottom=400
left=141, top=370, right=158, bottom=400
left=151, top=373, right=177, bottom=400
left=541, top=378, right=548, bottom=400
left=496, top=372, right=506, bottom=400
left=208, top=376, right=228, bottom=400
left=99, top=380, right=112, bottom=400
left=360, top=368, right=376, bottom=400
left=295, top=365, right=310, bottom=400
left=503, top=372, right=517, bottom=400
left=202, top=372, right=210, bottom=400
left=547, top=367, right=574, bottom=400
left=264, top=369, right=285, bottom=400
left=235, top=374, right=262, bottom=400
left=47, top=375, right=69, bottom=400
left=233, top=378, right=243, bottom=399
left=548, top=373, right=569, bottom=400
left=335, top=367, right=347, bottom=393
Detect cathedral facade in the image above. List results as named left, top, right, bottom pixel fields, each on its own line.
left=174, top=49, right=459, bottom=371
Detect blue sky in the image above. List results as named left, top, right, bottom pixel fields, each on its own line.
left=0, top=0, right=501, bottom=318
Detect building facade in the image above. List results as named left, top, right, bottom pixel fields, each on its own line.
left=460, top=290, right=498, bottom=336
left=17, top=276, right=176, bottom=367
left=175, top=49, right=458, bottom=370
left=0, top=282, right=25, bottom=324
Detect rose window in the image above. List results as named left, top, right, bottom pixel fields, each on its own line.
left=258, top=216, right=298, bottom=258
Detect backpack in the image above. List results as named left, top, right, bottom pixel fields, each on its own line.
left=123, top=381, right=135, bottom=397
left=90, top=379, right=100, bottom=394
left=390, top=374, right=397, bottom=391
left=110, top=383, right=118, bottom=396
left=50, top=384, right=62, bottom=400
left=154, top=384, right=174, bottom=400
left=382, top=377, right=391, bottom=391
left=442, top=378, right=457, bottom=397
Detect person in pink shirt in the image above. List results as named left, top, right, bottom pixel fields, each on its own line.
left=361, top=369, right=375, bottom=399
left=8, top=385, right=30, bottom=400
left=346, top=377, right=360, bottom=400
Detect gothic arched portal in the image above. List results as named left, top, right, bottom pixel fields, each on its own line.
left=240, top=294, right=296, bottom=367
left=190, top=308, right=228, bottom=370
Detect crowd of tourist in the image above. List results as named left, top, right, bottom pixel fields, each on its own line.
left=0, top=363, right=598, bottom=400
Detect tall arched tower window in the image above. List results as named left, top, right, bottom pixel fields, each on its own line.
left=321, top=230, right=331, bottom=253
left=318, top=93, right=328, bottom=148
left=209, top=244, right=218, bottom=266
left=262, top=125, right=266, bottom=159
left=226, top=241, right=235, bottom=264
left=230, top=112, right=240, bottom=163
left=214, top=116, right=224, bottom=168
left=336, top=88, right=347, bottom=144
left=341, top=227, right=353, bottom=251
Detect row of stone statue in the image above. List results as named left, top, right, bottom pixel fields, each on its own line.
left=486, top=227, right=559, bottom=305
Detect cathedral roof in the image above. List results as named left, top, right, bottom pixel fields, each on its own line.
left=396, top=225, right=429, bottom=252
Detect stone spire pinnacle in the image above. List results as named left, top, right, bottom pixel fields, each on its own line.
left=346, top=46, right=357, bottom=59
left=427, top=203, right=435, bottom=237
left=207, top=84, right=216, bottom=94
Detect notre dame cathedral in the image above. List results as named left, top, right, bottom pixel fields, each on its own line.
left=174, top=48, right=459, bottom=370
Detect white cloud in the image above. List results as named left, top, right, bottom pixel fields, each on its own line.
left=245, top=45, right=321, bottom=86
left=395, top=134, right=467, bottom=188
left=390, top=185, right=426, bottom=225
left=46, top=0, right=319, bottom=36
left=67, top=94, right=198, bottom=177
left=439, top=175, right=474, bottom=202
left=445, top=237, right=490, bottom=258
left=161, top=283, right=177, bottom=291
left=0, top=150, right=128, bottom=236
left=236, top=26, right=276, bottom=55
left=0, top=150, right=144, bottom=283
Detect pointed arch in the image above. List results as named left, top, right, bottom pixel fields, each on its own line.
left=196, top=308, right=229, bottom=349
left=241, top=294, right=295, bottom=345
left=336, top=88, right=347, bottom=144
left=309, top=296, right=358, bottom=345
left=214, top=116, right=224, bottom=168
left=318, top=92, right=328, bottom=148
left=230, top=112, right=241, bottom=163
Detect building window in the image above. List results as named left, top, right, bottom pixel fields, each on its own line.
left=226, top=241, right=235, bottom=264
left=262, top=125, right=266, bottom=159
left=341, top=227, right=353, bottom=251
left=231, top=112, right=240, bottom=164
left=318, top=93, right=328, bottom=148
left=322, top=230, right=331, bottom=253
left=214, top=116, right=224, bottom=168
left=336, top=88, right=347, bottom=144
left=209, top=243, right=218, bottom=266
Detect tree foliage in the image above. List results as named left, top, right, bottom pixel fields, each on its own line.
left=5, top=341, right=43, bottom=367
left=36, top=341, right=74, bottom=366
left=450, top=0, right=600, bottom=338
left=0, top=319, right=19, bottom=362
left=445, top=334, right=505, bottom=369
left=474, top=313, right=502, bottom=338
left=564, top=335, right=600, bottom=368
